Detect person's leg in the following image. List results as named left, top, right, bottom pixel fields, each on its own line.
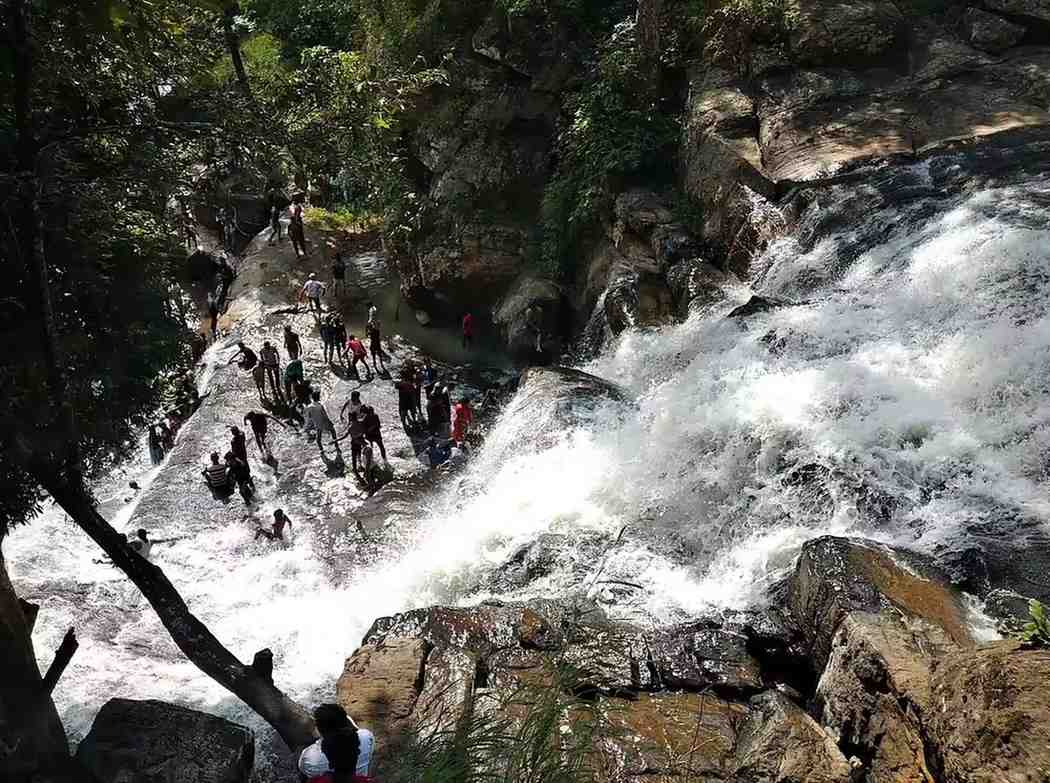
left=373, top=433, right=387, bottom=461
left=329, top=424, right=342, bottom=454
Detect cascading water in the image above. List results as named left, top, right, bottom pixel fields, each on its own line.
left=8, top=160, right=1050, bottom=777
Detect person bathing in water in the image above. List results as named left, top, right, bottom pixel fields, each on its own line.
left=298, top=703, right=375, bottom=783
left=255, top=509, right=292, bottom=541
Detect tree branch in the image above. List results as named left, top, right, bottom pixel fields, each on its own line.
left=32, top=466, right=316, bottom=752
left=41, top=628, right=78, bottom=696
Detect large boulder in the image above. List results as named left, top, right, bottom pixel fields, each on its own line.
left=785, top=536, right=973, bottom=669
left=679, top=68, right=777, bottom=275
left=733, top=691, right=853, bottom=783
left=493, top=275, right=564, bottom=359
left=960, top=7, right=1027, bottom=53
left=791, top=1, right=907, bottom=66
left=926, top=640, right=1050, bottom=781
left=75, top=699, right=253, bottom=783
left=784, top=538, right=978, bottom=783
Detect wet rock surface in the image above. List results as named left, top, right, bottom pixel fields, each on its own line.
left=76, top=698, right=254, bottom=783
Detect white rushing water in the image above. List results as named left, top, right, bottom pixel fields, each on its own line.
left=8, top=170, right=1050, bottom=775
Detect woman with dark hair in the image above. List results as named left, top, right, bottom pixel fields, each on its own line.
left=298, top=703, right=374, bottom=782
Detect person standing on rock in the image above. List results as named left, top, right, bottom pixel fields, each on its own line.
left=230, top=425, right=249, bottom=465
left=301, top=273, right=326, bottom=318
left=346, top=334, right=372, bottom=381
left=260, top=340, right=283, bottom=401
left=207, top=294, right=220, bottom=341
left=395, top=370, right=420, bottom=431
left=452, top=396, right=474, bottom=446
left=332, top=315, right=348, bottom=364
left=367, top=319, right=387, bottom=376
left=361, top=405, right=388, bottom=465
left=332, top=252, right=347, bottom=297
left=252, top=362, right=267, bottom=401
left=225, top=451, right=254, bottom=504
left=148, top=425, right=164, bottom=465
left=462, top=311, right=475, bottom=350
left=289, top=192, right=308, bottom=259
left=255, top=509, right=292, bottom=542
left=367, top=300, right=377, bottom=327
left=283, top=357, right=304, bottom=402
left=341, top=390, right=363, bottom=426
left=244, top=410, right=284, bottom=460
left=267, top=204, right=282, bottom=245
left=305, top=391, right=341, bottom=458
left=284, top=324, right=302, bottom=361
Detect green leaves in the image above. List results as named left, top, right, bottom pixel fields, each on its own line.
left=1020, top=600, right=1050, bottom=648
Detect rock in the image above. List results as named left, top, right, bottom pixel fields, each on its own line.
left=960, top=7, right=1027, bottom=53
left=785, top=536, right=974, bottom=669
left=727, top=294, right=789, bottom=319
left=680, top=68, right=777, bottom=274
left=984, top=0, right=1050, bottom=25
left=647, top=622, right=765, bottom=697
left=613, top=190, right=675, bottom=236
left=816, top=613, right=950, bottom=783
left=733, top=691, right=852, bottom=783
left=75, top=698, right=253, bottom=783
left=493, top=275, right=564, bottom=358
left=983, top=588, right=1035, bottom=628
left=666, top=257, right=733, bottom=316
left=336, top=638, right=430, bottom=748
left=602, top=272, right=675, bottom=336
left=791, top=1, right=906, bottom=66
left=516, top=365, right=632, bottom=409
left=596, top=692, right=744, bottom=782
left=926, top=640, right=1050, bottom=781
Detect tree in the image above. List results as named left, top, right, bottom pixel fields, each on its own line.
left=0, top=3, right=314, bottom=778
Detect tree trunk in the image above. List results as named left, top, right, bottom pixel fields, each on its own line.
left=223, top=3, right=252, bottom=99
left=0, top=544, right=76, bottom=782
left=41, top=629, right=78, bottom=695
left=34, top=468, right=316, bottom=752
left=636, top=0, right=664, bottom=88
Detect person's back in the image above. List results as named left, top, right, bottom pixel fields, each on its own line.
left=204, top=460, right=228, bottom=488
left=306, top=400, right=331, bottom=430
left=348, top=337, right=366, bottom=358
left=261, top=343, right=278, bottom=367
left=363, top=409, right=381, bottom=438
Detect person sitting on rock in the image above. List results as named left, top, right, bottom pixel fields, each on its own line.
left=202, top=452, right=231, bottom=494
left=298, top=704, right=375, bottom=783
left=425, top=437, right=452, bottom=469
left=255, top=509, right=292, bottom=542
left=127, top=529, right=153, bottom=561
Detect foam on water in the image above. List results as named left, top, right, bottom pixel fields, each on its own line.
left=8, top=173, right=1050, bottom=771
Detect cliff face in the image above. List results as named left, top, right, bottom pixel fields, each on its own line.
left=394, top=0, right=1050, bottom=352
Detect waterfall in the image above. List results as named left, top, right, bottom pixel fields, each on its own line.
left=7, top=163, right=1049, bottom=776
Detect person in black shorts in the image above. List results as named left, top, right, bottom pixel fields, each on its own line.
left=331, top=252, right=347, bottom=296
left=244, top=410, right=284, bottom=460
left=284, top=324, right=302, bottom=361
left=367, top=320, right=387, bottom=375
left=321, top=315, right=337, bottom=365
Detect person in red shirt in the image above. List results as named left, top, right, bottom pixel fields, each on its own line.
left=345, top=334, right=373, bottom=381
left=461, top=311, right=474, bottom=350
left=452, top=397, right=473, bottom=445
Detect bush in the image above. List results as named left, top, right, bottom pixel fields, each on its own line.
left=540, top=20, right=679, bottom=277
left=1020, top=600, right=1050, bottom=648
left=687, top=0, right=800, bottom=67
left=303, top=206, right=382, bottom=234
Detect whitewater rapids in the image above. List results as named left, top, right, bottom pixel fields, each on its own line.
left=8, top=167, right=1050, bottom=776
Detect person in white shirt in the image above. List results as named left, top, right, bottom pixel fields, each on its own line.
left=300, top=273, right=326, bottom=317
left=366, top=301, right=377, bottom=326
left=298, top=705, right=375, bottom=781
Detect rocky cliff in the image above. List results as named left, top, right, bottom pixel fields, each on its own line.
left=393, top=0, right=1050, bottom=355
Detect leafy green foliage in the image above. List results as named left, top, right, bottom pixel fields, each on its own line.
left=685, top=0, right=799, bottom=66
left=1020, top=600, right=1050, bottom=648
left=0, top=0, right=207, bottom=533
left=541, top=20, right=679, bottom=277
